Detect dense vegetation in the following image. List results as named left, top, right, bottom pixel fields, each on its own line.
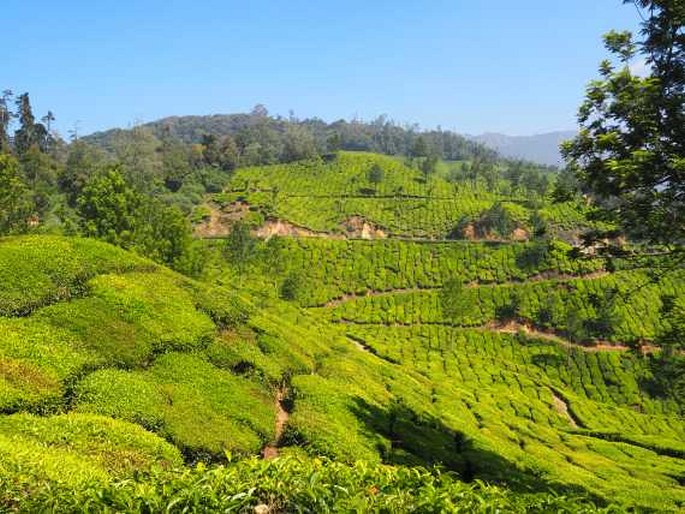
left=0, top=232, right=682, bottom=511
left=0, top=2, right=683, bottom=511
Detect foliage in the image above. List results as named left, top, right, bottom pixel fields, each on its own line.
left=280, top=273, right=302, bottom=301
left=220, top=152, right=588, bottom=239
left=0, top=154, right=33, bottom=235
left=366, top=162, right=385, bottom=193
left=0, top=455, right=613, bottom=513
left=562, top=0, right=685, bottom=246
left=223, top=220, right=256, bottom=269
left=74, top=353, right=274, bottom=460
left=0, top=235, right=153, bottom=316
left=77, top=167, right=200, bottom=272
left=0, top=413, right=182, bottom=476
left=0, top=235, right=683, bottom=510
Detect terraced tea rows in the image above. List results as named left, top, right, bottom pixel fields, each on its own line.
left=215, top=152, right=597, bottom=238
left=337, top=325, right=685, bottom=509
left=323, top=269, right=683, bottom=344
left=250, top=237, right=606, bottom=306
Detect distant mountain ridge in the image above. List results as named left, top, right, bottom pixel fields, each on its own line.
left=470, top=131, right=576, bottom=167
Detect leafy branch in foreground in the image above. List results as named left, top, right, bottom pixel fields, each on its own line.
left=562, top=0, right=685, bottom=249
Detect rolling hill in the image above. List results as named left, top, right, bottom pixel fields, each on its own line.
left=1, top=151, right=684, bottom=512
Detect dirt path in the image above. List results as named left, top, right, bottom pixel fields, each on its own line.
left=550, top=389, right=580, bottom=428
left=262, top=386, right=290, bottom=459
left=194, top=202, right=250, bottom=238
left=335, top=318, right=660, bottom=355
left=487, top=321, right=663, bottom=354
left=321, top=271, right=610, bottom=309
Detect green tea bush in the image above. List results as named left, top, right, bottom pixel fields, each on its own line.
left=219, top=151, right=597, bottom=238
left=0, top=235, right=153, bottom=316
left=32, top=272, right=216, bottom=367
left=0, top=455, right=612, bottom=513
left=0, top=318, right=99, bottom=412
left=0, top=413, right=182, bottom=475
left=74, top=353, right=275, bottom=459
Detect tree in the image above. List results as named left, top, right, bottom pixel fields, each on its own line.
left=111, top=126, right=162, bottom=192
left=77, top=167, right=141, bottom=248
left=367, top=163, right=385, bottom=193
left=551, top=167, right=581, bottom=203
left=136, top=200, right=196, bottom=270
left=480, top=202, right=516, bottom=238
left=0, top=90, right=13, bottom=153
left=224, top=220, right=256, bottom=270
left=420, top=154, right=439, bottom=181
left=60, top=141, right=105, bottom=206
left=77, top=166, right=199, bottom=272
left=13, top=93, right=47, bottom=156
left=0, top=154, right=33, bottom=234
left=280, top=273, right=301, bottom=301
left=561, top=0, right=685, bottom=247
left=411, top=136, right=429, bottom=160
left=563, top=2, right=684, bottom=395
left=282, top=125, right=318, bottom=162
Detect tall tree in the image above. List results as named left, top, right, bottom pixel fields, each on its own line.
left=60, top=140, right=106, bottom=206
left=13, top=93, right=44, bottom=156
left=0, top=90, right=13, bottom=153
left=562, top=0, right=685, bottom=248
left=77, top=167, right=142, bottom=248
left=367, top=163, right=385, bottom=194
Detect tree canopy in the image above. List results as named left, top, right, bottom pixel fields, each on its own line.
left=562, top=0, right=685, bottom=248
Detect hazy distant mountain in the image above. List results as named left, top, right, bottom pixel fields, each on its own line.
left=471, top=131, right=576, bottom=167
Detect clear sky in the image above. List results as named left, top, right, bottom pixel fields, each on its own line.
left=3, top=0, right=643, bottom=137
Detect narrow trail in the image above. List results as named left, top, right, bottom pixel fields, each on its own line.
left=345, top=335, right=400, bottom=365
left=550, top=389, right=580, bottom=428
left=262, top=386, right=290, bottom=460
left=320, top=270, right=610, bottom=309
left=487, top=321, right=663, bottom=354
left=335, top=318, right=661, bottom=355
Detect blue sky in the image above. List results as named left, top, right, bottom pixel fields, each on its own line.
left=3, top=1, right=642, bottom=137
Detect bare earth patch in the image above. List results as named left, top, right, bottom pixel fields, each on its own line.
left=194, top=202, right=250, bottom=238
left=550, top=389, right=580, bottom=428
left=262, top=386, right=290, bottom=460
left=341, top=216, right=387, bottom=239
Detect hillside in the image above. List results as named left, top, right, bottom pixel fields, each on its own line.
left=198, top=151, right=597, bottom=242
left=83, top=111, right=498, bottom=165
left=1, top=150, right=684, bottom=511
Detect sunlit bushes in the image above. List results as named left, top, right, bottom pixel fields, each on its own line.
left=74, top=353, right=275, bottom=460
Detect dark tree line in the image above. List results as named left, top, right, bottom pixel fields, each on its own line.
left=0, top=92, right=206, bottom=275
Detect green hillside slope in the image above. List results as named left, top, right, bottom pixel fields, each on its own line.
left=206, top=152, right=597, bottom=240
left=1, top=226, right=682, bottom=511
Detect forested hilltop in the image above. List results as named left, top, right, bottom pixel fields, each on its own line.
left=84, top=108, right=501, bottom=166
left=0, top=0, right=683, bottom=511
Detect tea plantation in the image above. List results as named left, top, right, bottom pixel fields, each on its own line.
left=0, top=154, right=683, bottom=512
